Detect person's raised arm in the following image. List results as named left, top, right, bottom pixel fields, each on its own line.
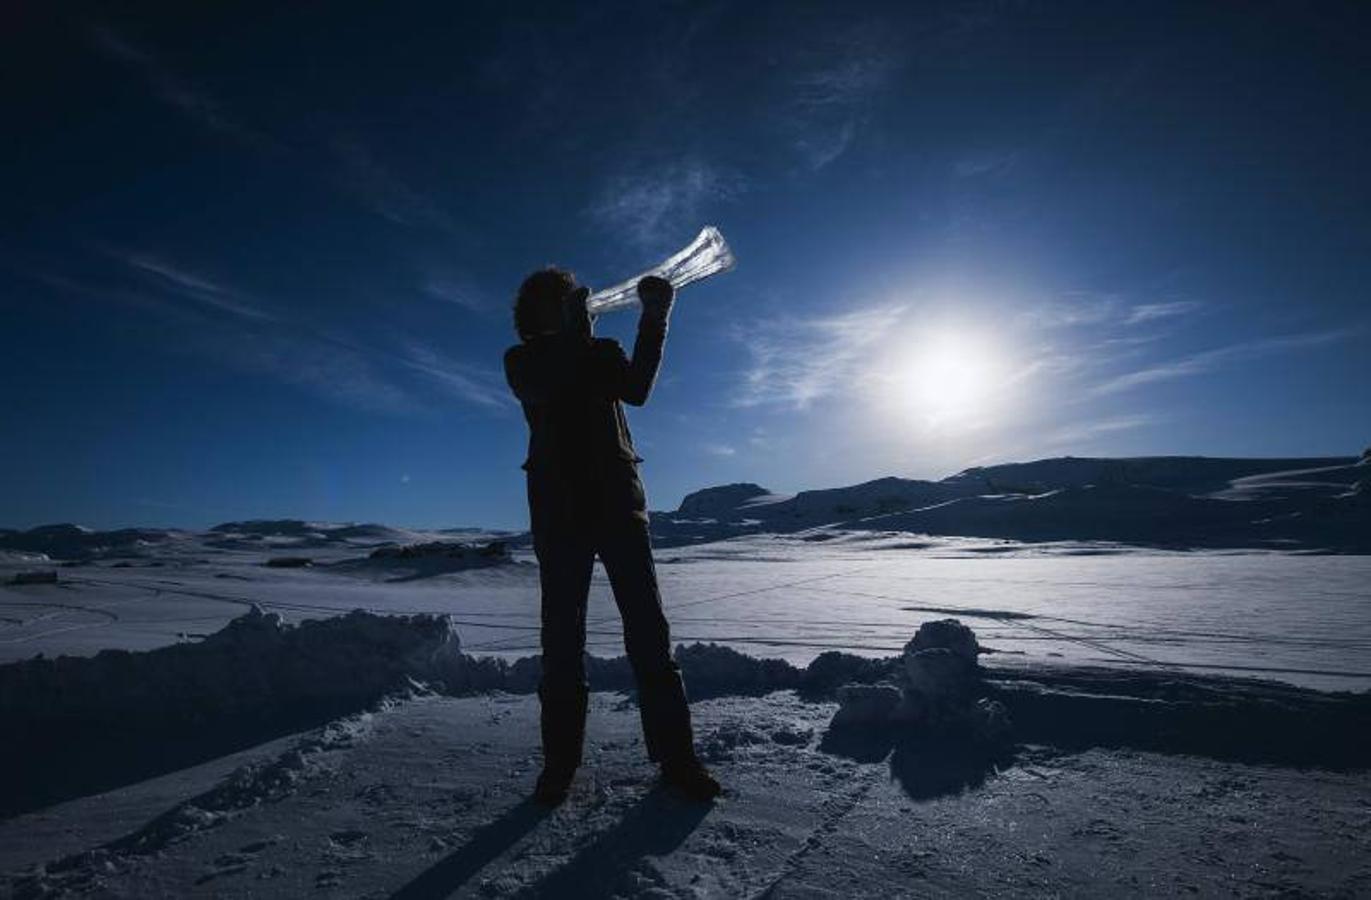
left=611, top=276, right=674, bottom=406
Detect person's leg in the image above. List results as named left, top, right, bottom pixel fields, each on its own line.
left=596, top=520, right=700, bottom=767
left=598, top=520, right=720, bottom=799
left=533, top=531, right=595, bottom=803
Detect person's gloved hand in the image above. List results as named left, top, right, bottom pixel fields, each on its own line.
left=638, top=275, right=675, bottom=323
left=562, top=285, right=594, bottom=338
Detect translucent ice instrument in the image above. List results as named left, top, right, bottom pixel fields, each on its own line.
left=584, top=226, right=736, bottom=315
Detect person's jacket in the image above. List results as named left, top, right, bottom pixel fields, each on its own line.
left=504, top=315, right=667, bottom=530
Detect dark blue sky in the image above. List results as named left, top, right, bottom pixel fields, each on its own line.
left=2, top=2, right=1367, bottom=529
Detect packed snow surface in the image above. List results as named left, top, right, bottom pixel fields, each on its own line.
left=3, top=692, right=1366, bottom=897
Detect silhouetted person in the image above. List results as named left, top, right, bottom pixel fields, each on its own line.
left=504, top=268, right=721, bottom=805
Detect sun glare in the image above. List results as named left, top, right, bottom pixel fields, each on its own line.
left=898, top=329, right=1010, bottom=429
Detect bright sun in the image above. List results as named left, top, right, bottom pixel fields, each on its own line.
left=898, top=329, right=1009, bottom=429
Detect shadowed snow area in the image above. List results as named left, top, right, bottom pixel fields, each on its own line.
left=2, top=687, right=1367, bottom=897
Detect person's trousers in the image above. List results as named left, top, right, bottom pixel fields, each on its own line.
left=533, top=517, right=695, bottom=771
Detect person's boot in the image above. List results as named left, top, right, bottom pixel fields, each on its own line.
left=534, top=764, right=576, bottom=807
left=535, top=683, right=588, bottom=807
left=661, top=756, right=723, bottom=802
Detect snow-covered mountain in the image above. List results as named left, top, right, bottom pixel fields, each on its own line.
left=650, top=454, right=1370, bottom=551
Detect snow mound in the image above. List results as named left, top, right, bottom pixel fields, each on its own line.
left=827, top=619, right=1010, bottom=746
left=824, top=617, right=1371, bottom=773
left=674, top=643, right=801, bottom=698
left=0, top=607, right=496, bottom=815
left=830, top=683, right=901, bottom=729
left=0, top=606, right=479, bottom=724
left=903, top=617, right=979, bottom=664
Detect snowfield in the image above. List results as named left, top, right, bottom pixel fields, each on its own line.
left=3, top=532, right=1369, bottom=691
left=2, top=471, right=1370, bottom=897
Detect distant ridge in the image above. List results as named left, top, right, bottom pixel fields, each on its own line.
left=653, top=454, right=1369, bottom=552
left=4, top=454, right=1366, bottom=558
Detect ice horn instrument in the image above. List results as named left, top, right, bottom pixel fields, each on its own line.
left=584, top=226, right=736, bottom=315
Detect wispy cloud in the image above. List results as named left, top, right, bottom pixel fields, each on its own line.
left=217, top=330, right=422, bottom=416
left=588, top=160, right=742, bottom=251
left=86, top=24, right=269, bottom=147
left=701, top=443, right=737, bottom=457
left=1020, top=294, right=1201, bottom=333
left=117, top=253, right=278, bottom=321
left=421, top=274, right=486, bottom=313
left=396, top=343, right=511, bottom=410
left=1091, top=329, right=1357, bottom=396
left=1044, top=413, right=1161, bottom=447
left=953, top=150, right=1020, bottom=179
left=18, top=267, right=169, bottom=316
left=331, top=138, right=461, bottom=234
left=1016, top=292, right=1123, bottom=330
left=1125, top=300, right=1201, bottom=325
left=733, top=304, right=906, bottom=409
left=787, top=27, right=902, bottom=170
left=35, top=250, right=509, bottom=417
left=203, top=329, right=514, bottom=418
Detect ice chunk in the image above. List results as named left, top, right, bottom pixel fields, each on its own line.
left=584, top=226, right=735, bottom=315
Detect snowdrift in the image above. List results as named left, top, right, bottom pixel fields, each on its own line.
left=4, top=608, right=1367, bottom=818
left=0, top=607, right=479, bottom=815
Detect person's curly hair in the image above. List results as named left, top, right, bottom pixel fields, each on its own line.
left=514, top=267, right=577, bottom=340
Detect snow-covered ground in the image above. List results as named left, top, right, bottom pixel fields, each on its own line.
left=4, top=691, right=1367, bottom=897
left=3, top=522, right=1370, bottom=897
left=3, top=532, right=1370, bottom=692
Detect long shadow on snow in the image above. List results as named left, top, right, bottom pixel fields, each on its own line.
left=388, top=799, right=550, bottom=899
left=388, top=789, right=708, bottom=899
left=518, top=788, right=711, bottom=898
left=0, top=705, right=355, bottom=820
left=985, top=666, right=1371, bottom=770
